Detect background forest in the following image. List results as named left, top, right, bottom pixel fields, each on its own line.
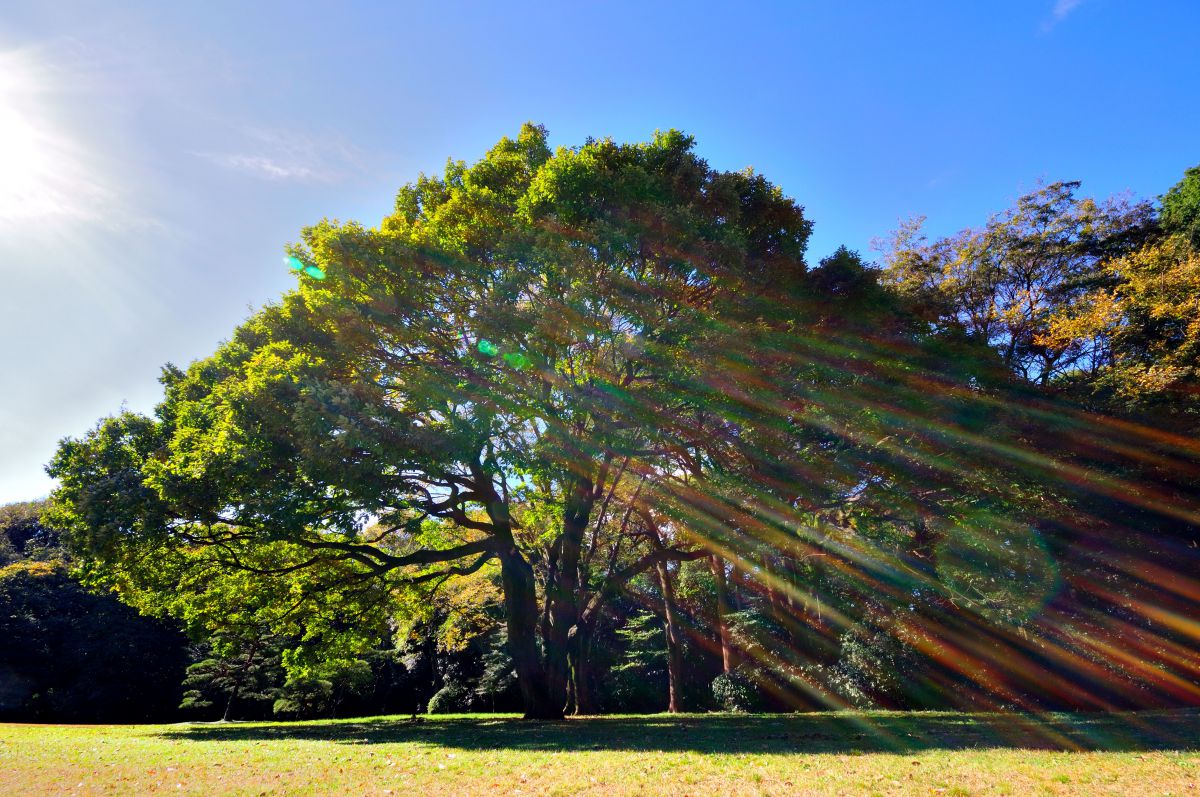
left=2, top=130, right=1197, bottom=722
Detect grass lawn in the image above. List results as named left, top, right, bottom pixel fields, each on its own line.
left=1, top=710, right=1197, bottom=796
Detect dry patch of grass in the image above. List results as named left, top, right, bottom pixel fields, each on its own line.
left=1, top=710, right=1197, bottom=796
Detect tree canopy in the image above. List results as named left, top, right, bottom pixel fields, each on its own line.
left=49, top=125, right=826, bottom=718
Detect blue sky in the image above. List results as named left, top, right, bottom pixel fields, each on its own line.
left=1, top=0, right=1198, bottom=503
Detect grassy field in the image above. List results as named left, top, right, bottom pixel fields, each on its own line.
left=1, top=710, right=1197, bottom=796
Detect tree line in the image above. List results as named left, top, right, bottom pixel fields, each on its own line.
left=12, top=126, right=1197, bottom=720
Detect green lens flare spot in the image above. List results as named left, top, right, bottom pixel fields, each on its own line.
left=303, top=265, right=326, bottom=280
left=285, top=255, right=305, bottom=272
left=503, top=351, right=530, bottom=369
left=477, top=339, right=499, bottom=357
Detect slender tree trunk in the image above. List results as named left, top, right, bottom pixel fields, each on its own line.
left=761, top=554, right=785, bottom=619
left=780, top=554, right=798, bottom=611
left=564, top=666, right=577, bottom=716
left=710, top=554, right=735, bottom=673
left=656, top=559, right=685, bottom=713
left=762, top=553, right=801, bottom=632
left=570, top=622, right=595, bottom=715
left=224, top=634, right=261, bottom=722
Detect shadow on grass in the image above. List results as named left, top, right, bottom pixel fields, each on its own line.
left=162, top=709, right=1200, bottom=754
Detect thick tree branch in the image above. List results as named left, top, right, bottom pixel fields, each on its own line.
left=403, top=550, right=498, bottom=586
left=298, top=536, right=496, bottom=574
left=581, top=545, right=708, bottom=624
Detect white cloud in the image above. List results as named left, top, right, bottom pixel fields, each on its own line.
left=1052, top=0, right=1084, bottom=21
left=194, top=129, right=363, bottom=183
left=1043, top=0, right=1086, bottom=31
left=204, top=154, right=319, bottom=180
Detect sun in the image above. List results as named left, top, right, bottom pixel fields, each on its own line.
left=0, top=100, right=54, bottom=223
left=0, top=49, right=101, bottom=225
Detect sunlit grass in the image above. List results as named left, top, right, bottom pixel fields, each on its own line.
left=2, top=710, right=1197, bottom=796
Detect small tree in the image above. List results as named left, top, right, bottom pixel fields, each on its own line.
left=474, top=629, right=518, bottom=712
left=180, top=630, right=284, bottom=721
left=273, top=659, right=372, bottom=719
left=608, top=610, right=667, bottom=712
left=0, top=501, right=59, bottom=562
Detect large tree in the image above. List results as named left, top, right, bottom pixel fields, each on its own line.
left=880, top=181, right=1153, bottom=385
left=878, top=177, right=1200, bottom=709
left=48, top=124, right=814, bottom=719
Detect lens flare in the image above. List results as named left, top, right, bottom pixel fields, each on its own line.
left=503, top=351, right=530, bottom=369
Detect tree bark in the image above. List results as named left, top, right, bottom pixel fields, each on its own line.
left=223, top=633, right=261, bottom=722
left=761, top=554, right=783, bottom=618
left=543, top=475, right=594, bottom=712
left=656, top=559, right=685, bottom=713
left=498, top=543, right=561, bottom=719
left=710, top=554, right=735, bottom=673
left=569, top=621, right=596, bottom=715
left=476, top=460, right=561, bottom=720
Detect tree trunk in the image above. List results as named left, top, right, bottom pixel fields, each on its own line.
left=570, top=621, right=596, bottom=715
left=498, top=543, right=560, bottom=719
left=710, top=554, right=735, bottom=673
left=224, top=634, right=261, bottom=722
left=544, top=476, right=594, bottom=713
left=656, top=559, right=685, bottom=713
left=780, top=554, right=798, bottom=611
left=761, top=553, right=786, bottom=622
left=478, top=466, right=561, bottom=720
